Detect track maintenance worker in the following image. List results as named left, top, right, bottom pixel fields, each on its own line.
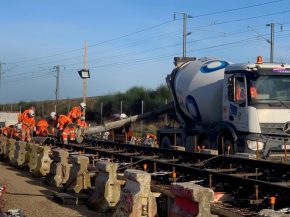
left=67, top=102, right=86, bottom=123
left=250, top=85, right=258, bottom=100
left=50, top=112, right=70, bottom=144
left=0, top=125, right=19, bottom=139
left=18, top=109, right=35, bottom=142
left=35, top=119, right=49, bottom=137
left=76, top=116, right=88, bottom=128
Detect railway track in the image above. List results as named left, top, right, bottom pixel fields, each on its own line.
left=45, top=138, right=290, bottom=211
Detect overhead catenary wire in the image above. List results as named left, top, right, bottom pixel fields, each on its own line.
left=5, top=19, right=176, bottom=65
left=4, top=0, right=284, bottom=66
left=1, top=0, right=288, bottom=89
left=3, top=30, right=289, bottom=83
left=4, top=16, right=288, bottom=76
left=2, top=24, right=283, bottom=78
left=188, top=0, right=285, bottom=19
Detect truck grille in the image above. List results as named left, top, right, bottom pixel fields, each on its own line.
left=260, top=123, right=286, bottom=136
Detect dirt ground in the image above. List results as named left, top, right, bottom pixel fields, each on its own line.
left=0, top=162, right=110, bottom=217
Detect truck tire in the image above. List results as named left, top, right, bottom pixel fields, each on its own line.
left=160, top=136, right=172, bottom=149
left=224, top=139, right=235, bottom=155
left=218, top=136, right=235, bottom=155
left=197, top=133, right=211, bottom=151
left=197, top=139, right=210, bottom=152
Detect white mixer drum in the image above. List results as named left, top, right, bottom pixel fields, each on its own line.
left=173, top=57, right=230, bottom=124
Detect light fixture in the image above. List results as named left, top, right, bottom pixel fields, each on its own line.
left=78, top=69, right=90, bottom=79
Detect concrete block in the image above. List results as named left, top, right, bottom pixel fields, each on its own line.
left=33, top=146, right=52, bottom=177
left=52, top=149, right=69, bottom=162
left=257, top=209, right=290, bottom=217
left=47, top=149, right=71, bottom=187
left=28, top=143, right=41, bottom=172
left=169, top=182, right=216, bottom=217
left=64, top=155, right=91, bottom=193
left=2, top=138, right=15, bottom=160
left=113, top=169, right=157, bottom=217
left=202, top=149, right=218, bottom=155
left=88, top=161, right=121, bottom=212
left=0, top=136, right=7, bottom=155
left=13, top=141, right=29, bottom=166
left=7, top=138, right=16, bottom=162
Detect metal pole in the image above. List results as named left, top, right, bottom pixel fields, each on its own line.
left=55, top=65, right=60, bottom=111
left=0, top=62, right=5, bottom=89
left=270, top=23, right=274, bottom=63
left=83, top=41, right=88, bottom=117
left=120, top=100, right=123, bottom=114
left=141, top=100, right=144, bottom=136
left=83, top=79, right=87, bottom=104
left=42, top=103, right=44, bottom=117
left=183, top=13, right=187, bottom=57
left=55, top=65, right=60, bottom=101
left=164, top=98, right=168, bottom=126
left=100, top=102, right=103, bottom=124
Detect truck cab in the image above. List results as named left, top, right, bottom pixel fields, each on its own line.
left=223, top=57, right=290, bottom=157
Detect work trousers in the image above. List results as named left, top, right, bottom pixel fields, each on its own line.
left=21, top=128, right=32, bottom=142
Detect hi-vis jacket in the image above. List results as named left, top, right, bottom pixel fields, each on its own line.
left=67, top=106, right=83, bottom=122
left=18, top=109, right=35, bottom=130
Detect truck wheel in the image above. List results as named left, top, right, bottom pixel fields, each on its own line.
left=198, top=139, right=210, bottom=151
left=218, top=138, right=235, bottom=155
left=160, top=136, right=172, bottom=149
left=224, top=139, right=235, bottom=155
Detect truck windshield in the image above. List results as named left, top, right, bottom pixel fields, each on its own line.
left=250, top=75, right=290, bottom=102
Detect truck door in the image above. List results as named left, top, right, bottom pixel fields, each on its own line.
left=224, top=74, right=249, bottom=132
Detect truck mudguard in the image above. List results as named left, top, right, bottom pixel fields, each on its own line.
left=214, top=121, right=238, bottom=142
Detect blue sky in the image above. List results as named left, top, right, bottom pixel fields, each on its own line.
left=0, top=0, right=289, bottom=103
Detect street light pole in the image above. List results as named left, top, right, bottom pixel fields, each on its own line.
left=83, top=41, right=88, bottom=104
left=78, top=41, right=90, bottom=118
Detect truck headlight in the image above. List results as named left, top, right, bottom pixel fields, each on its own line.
left=246, top=140, right=265, bottom=151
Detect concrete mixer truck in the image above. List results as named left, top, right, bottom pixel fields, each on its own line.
left=157, top=56, right=290, bottom=158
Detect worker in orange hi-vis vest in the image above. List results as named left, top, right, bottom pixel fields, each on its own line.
left=63, top=124, right=77, bottom=143
left=50, top=112, right=70, bottom=144
left=0, top=125, right=19, bottom=139
left=19, top=109, right=36, bottom=142
left=67, top=102, right=86, bottom=123
left=76, top=116, right=88, bottom=128
left=35, top=119, right=49, bottom=137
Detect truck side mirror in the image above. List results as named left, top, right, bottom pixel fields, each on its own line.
left=228, top=76, right=235, bottom=101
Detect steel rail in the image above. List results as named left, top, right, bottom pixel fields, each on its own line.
left=59, top=142, right=290, bottom=201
